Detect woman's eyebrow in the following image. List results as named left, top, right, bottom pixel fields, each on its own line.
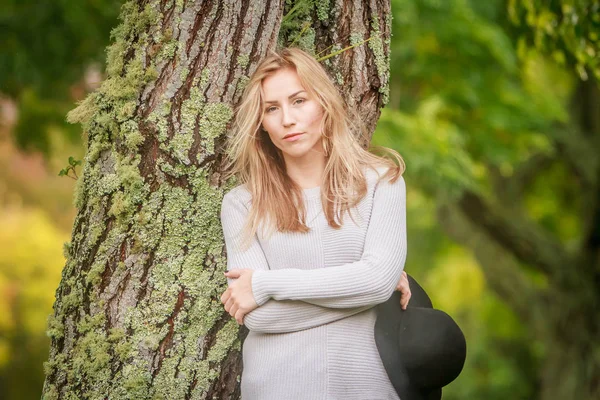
left=264, top=90, right=306, bottom=104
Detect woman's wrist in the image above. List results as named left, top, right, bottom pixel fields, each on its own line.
left=251, top=269, right=271, bottom=306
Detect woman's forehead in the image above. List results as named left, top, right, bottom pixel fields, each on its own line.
left=261, top=69, right=305, bottom=96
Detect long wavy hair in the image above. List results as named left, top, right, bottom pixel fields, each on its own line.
left=223, top=47, right=405, bottom=250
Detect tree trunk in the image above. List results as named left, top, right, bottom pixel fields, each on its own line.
left=41, top=1, right=390, bottom=399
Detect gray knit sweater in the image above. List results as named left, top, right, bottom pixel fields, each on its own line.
left=221, top=166, right=406, bottom=400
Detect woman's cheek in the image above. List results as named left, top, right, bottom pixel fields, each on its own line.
left=306, top=105, right=324, bottom=127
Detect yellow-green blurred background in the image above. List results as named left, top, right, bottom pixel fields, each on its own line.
left=1, top=0, right=597, bottom=399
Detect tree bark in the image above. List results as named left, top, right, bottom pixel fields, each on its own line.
left=42, top=1, right=391, bottom=399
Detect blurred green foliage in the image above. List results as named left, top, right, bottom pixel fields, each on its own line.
left=0, top=0, right=122, bottom=155
left=371, top=0, right=595, bottom=398
left=0, top=0, right=596, bottom=399
left=508, top=0, right=600, bottom=81
left=379, top=0, right=569, bottom=198
left=0, top=207, right=67, bottom=399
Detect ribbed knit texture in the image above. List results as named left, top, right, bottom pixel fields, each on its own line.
left=220, top=166, right=407, bottom=400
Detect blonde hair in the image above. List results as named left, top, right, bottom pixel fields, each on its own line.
left=223, top=47, right=405, bottom=250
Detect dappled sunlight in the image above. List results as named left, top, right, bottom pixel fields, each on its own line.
left=0, top=205, right=68, bottom=364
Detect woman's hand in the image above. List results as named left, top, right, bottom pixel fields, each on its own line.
left=221, top=269, right=259, bottom=325
left=396, top=271, right=411, bottom=310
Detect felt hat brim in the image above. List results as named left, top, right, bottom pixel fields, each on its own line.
left=374, top=275, right=466, bottom=400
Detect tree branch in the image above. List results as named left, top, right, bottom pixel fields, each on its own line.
left=583, top=162, right=600, bottom=273
left=488, top=152, right=556, bottom=205
left=437, top=203, right=542, bottom=323
left=549, top=123, right=598, bottom=190
left=457, top=189, right=571, bottom=279
left=568, top=78, right=600, bottom=266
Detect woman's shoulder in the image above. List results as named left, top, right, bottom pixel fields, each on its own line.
left=368, top=165, right=392, bottom=177
left=362, top=165, right=406, bottom=206
left=222, top=184, right=253, bottom=209
left=364, top=164, right=404, bottom=186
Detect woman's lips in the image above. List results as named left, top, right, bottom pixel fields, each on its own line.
left=284, top=133, right=304, bottom=142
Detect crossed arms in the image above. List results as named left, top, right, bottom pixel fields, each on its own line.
left=220, top=175, right=407, bottom=334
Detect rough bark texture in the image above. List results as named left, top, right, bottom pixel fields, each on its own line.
left=437, top=75, right=600, bottom=400
left=279, top=0, right=392, bottom=138
left=41, top=1, right=391, bottom=399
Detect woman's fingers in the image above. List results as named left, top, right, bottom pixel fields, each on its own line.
left=396, top=271, right=411, bottom=310
left=224, top=296, right=235, bottom=314
left=400, top=290, right=411, bottom=310
left=229, top=303, right=239, bottom=318
left=234, top=310, right=245, bottom=325
left=223, top=292, right=245, bottom=324
left=221, top=279, right=247, bottom=324
left=220, top=288, right=230, bottom=305
left=395, top=271, right=407, bottom=291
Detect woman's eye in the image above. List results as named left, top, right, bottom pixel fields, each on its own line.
left=265, top=99, right=304, bottom=113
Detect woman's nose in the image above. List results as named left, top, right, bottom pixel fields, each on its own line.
left=281, top=107, right=296, bottom=127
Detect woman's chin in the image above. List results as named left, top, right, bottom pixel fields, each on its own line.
left=283, top=151, right=309, bottom=160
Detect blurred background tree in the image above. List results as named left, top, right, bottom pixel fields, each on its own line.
left=0, top=0, right=598, bottom=399
left=372, top=0, right=599, bottom=398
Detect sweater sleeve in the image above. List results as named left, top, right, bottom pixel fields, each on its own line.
left=250, top=175, right=407, bottom=308
left=243, top=300, right=373, bottom=333
left=220, top=189, right=375, bottom=332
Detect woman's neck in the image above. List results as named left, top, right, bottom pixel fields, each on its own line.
left=284, top=153, right=326, bottom=189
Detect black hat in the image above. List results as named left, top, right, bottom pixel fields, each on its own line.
left=374, top=275, right=467, bottom=400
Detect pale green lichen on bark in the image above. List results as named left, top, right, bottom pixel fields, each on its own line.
left=106, top=153, right=150, bottom=225
left=296, top=27, right=317, bottom=54
left=84, top=226, right=129, bottom=287
left=236, top=75, right=250, bottom=92
left=151, top=66, right=234, bottom=166
left=177, top=85, right=206, bottom=161
left=45, top=314, right=65, bottom=340
left=158, top=39, right=178, bottom=61
left=105, top=171, right=230, bottom=397
left=236, top=53, right=250, bottom=68
left=198, top=103, right=234, bottom=156
left=43, top=352, right=66, bottom=380
left=120, top=119, right=145, bottom=151
left=384, top=11, right=393, bottom=37
left=46, top=0, right=162, bottom=396
left=198, top=67, right=210, bottom=88
left=62, top=240, right=72, bottom=259
left=66, top=93, right=99, bottom=129
left=349, top=32, right=364, bottom=46
left=45, top=0, right=245, bottom=397
left=160, top=68, right=213, bottom=164
left=43, top=384, right=59, bottom=400
left=180, top=66, right=190, bottom=82
left=67, top=311, right=113, bottom=397
left=158, top=156, right=187, bottom=177
left=315, top=0, right=331, bottom=21
left=148, top=100, right=171, bottom=143
left=208, top=319, right=242, bottom=363
left=60, top=277, right=84, bottom=311
left=367, top=15, right=390, bottom=105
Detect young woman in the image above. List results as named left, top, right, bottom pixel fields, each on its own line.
left=219, top=47, right=410, bottom=400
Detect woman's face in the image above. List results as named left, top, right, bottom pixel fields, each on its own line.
left=260, top=67, right=325, bottom=163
